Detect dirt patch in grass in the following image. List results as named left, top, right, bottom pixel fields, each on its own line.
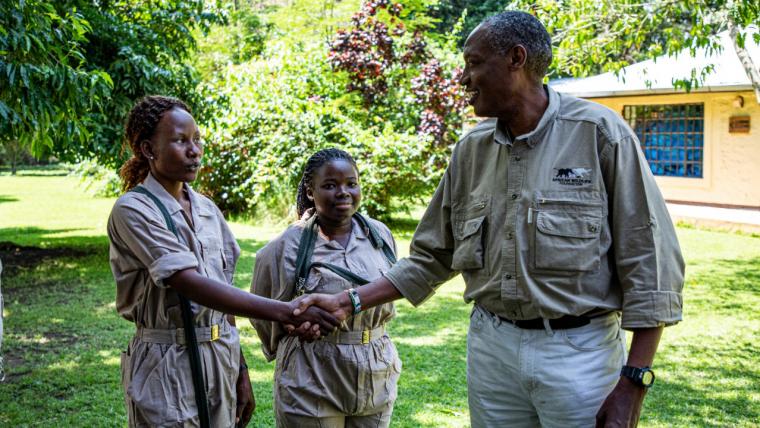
left=0, top=242, right=94, bottom=274
left=1, top=332, right=80, bottom=383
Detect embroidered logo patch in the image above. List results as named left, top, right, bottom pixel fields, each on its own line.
left=552, top=167, right=593, bottom=186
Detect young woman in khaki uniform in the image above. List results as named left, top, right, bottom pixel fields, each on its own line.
left=107, top=96, right=339, bottom=427
left=251, top=148, right=402, bottom=427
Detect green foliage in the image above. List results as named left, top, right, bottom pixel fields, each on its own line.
left=510, top=0, right=759, bottom=88
left=69, top=159, right=121, bottom=198
left=430, top=0, right=505, bottom=45
left=199, top=0, right=467, bottom=219
left=1, top=0, right=226, bottom=171
left=0, top=0, right=112, bottom=174
left=53, top=0, right=225, bottom=167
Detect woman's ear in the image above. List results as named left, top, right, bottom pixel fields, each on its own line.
left=140, top=140, right=155, bottom=161
left=306, top=187, right=314, bottom=202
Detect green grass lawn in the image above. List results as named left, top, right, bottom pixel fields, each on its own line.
left=0, top=171, right=758, bottom=427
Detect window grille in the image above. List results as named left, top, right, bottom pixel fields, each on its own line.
left=622, top=103, right=704, bottom=178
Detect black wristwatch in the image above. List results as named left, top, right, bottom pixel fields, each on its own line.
left=620, top=365, right=655, bottom=388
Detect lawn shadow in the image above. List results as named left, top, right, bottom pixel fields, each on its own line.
left=0, top=195, right=19, bottom=204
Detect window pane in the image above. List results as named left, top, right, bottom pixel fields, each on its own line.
left=623, top=103, right=704, bottom=178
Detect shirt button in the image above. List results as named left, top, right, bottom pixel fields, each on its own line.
left=514, top=156, right=521, bottom=161
left=511, top=193, right=518, bottom=200
left=505, top=274, right=513, bottom=280
left=477, top=202, right=486, bottom=209
left=588, top=224, right=599, bottom=232
left=507, top=232, right=513, bottom=239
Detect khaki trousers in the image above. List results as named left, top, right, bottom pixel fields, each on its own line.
left=467, top=305, right=626, bottom=428
left=276, top=403, right=393, bottom=428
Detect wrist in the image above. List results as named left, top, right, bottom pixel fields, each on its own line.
left=337, top=290, right=353, bottom=314
left=276, top=301, right=293, bottom=324
left=345, top=288, right=362, bottom=314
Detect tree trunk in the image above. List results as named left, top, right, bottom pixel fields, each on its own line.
left=728, top=18, right=760, bottom=104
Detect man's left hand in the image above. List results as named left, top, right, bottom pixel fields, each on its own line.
left=595, top=376, right=646, bottom=427
left=235, top=366, right=255, bottom=427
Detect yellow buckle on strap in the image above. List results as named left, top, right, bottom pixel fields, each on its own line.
left=362, top=329, right=370, bottom=344
left=211, top=324, right=220, bottom=341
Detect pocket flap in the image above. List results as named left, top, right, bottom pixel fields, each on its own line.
left=536, top=211, right=601, bottom=238
left=455, top=215, right=486, bottom=240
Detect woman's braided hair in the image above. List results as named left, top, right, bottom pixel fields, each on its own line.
left=296, top=148, right=359, bottom=218
left=119, top=95, right=191, bottom=191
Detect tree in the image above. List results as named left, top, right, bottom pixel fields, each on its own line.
left=54, top=0, right=224, bottom=167
left=0, top=1, right=224, bottom=173
left=512, top=0, right=759, bottom=100
left=0, top=0, right=111, bottom=174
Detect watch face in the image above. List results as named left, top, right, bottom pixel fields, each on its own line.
left=642, top=370, right=655, bottom=386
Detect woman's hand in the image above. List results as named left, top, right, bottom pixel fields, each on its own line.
left=292, top=293, right=352, bottom=321
left=235, top=362, right=255, bottom=427
left=279, top=300, right=340, bottom=338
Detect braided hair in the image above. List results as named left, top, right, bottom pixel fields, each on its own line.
left=119, top=95, right=191, bottom=191
left=296, top=148, right=359, bottom=218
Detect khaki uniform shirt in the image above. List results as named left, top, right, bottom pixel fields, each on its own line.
left=385, top=86, right=685, bottom=329
left=108, top=173, right=242, bottom=427
left=251, top=212, right=401, bottom=417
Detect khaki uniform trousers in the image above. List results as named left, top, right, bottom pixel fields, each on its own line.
left=277, top=404, right=393, bottom=428
left=467, top=305, right=626, bottom=427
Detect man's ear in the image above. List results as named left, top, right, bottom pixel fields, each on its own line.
left=508, top=44, right=528, bottom=69
left=140, top=140, right=155, bottom=160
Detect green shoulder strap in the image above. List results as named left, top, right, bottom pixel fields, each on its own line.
left=293, top=212, right=395, bottom=296
left=129, top=185, right=211, bottom=428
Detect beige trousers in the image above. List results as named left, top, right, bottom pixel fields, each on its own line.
left=276, top=403, right=393, bottom=428
left=467, top=305, right=626, bottom=428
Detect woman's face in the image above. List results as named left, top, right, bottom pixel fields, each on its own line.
left=143, top=107, right=203, bottom=184
left=307, top=159, right=361, bottom=226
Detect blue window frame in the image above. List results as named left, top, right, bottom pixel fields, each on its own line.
left=623, top=103, right=704, bottom=178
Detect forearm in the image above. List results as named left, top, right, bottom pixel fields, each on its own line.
left=626, top=326, right=663, bottom=367
left=167, top=269, right=289, bottom=322
left=334, top=276, right=403, bottom=313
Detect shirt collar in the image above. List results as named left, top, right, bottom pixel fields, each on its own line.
left=141, top=173, right=184, bottom=215
left=314, top=216, right=368, bottom=250
left=494, top=85, right=560, bottom=148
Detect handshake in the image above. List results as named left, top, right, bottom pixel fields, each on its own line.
left=277, top=292, right=354, bottom=341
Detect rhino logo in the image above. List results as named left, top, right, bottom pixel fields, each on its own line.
left=553, top=167, right=593, bottom=186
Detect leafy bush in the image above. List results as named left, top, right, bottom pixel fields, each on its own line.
left=69, top=159, right=121, bottom=198
left=198, top=0, right=467, bottom=219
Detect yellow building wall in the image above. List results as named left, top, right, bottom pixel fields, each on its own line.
left=589, top=91, right=760, bottom=208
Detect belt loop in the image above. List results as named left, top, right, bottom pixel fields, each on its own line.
left=542, top=318, right=554, bottom=336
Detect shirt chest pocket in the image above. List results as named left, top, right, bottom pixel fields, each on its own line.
left=451, top=215, right=487, bottom=271
left=533, top=209, right=602, bottom=272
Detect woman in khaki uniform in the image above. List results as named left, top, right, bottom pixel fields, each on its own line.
left=108, top=96, right=340, bottom=427
left=251, top=148, right=402, bottom=427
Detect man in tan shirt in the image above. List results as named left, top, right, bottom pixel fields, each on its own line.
left=296, top=11, right=684, bottom=427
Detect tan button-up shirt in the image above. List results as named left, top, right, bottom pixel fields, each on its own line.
left=251, top=212, right=401, bottom=417
left=385, top=86, right=684, bottom=329
left=108, top=174, right=242, bottom=427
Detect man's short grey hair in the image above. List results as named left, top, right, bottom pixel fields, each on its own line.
left=482, top=11, right=552, bottom=82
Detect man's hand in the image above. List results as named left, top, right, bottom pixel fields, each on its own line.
left=595, top=376, right=646, bottom=428
left=235, top=364, right=255, bottom=427
left=292, top=293, right=352, bottom=321
left=279, top=300, right=340, bottom=337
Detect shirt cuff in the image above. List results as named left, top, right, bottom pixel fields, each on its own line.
left=149, top=251, right=199, bottom=288
left=621, top=290, right=683, bottom=329
left=384, top=259, right=437, bottom=307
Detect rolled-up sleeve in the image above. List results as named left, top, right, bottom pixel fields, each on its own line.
left=600, top=133, right=685, bottom=329
left=384, top=164, right=459, bottom=306
left=108, top=201, right=198, bottom=288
